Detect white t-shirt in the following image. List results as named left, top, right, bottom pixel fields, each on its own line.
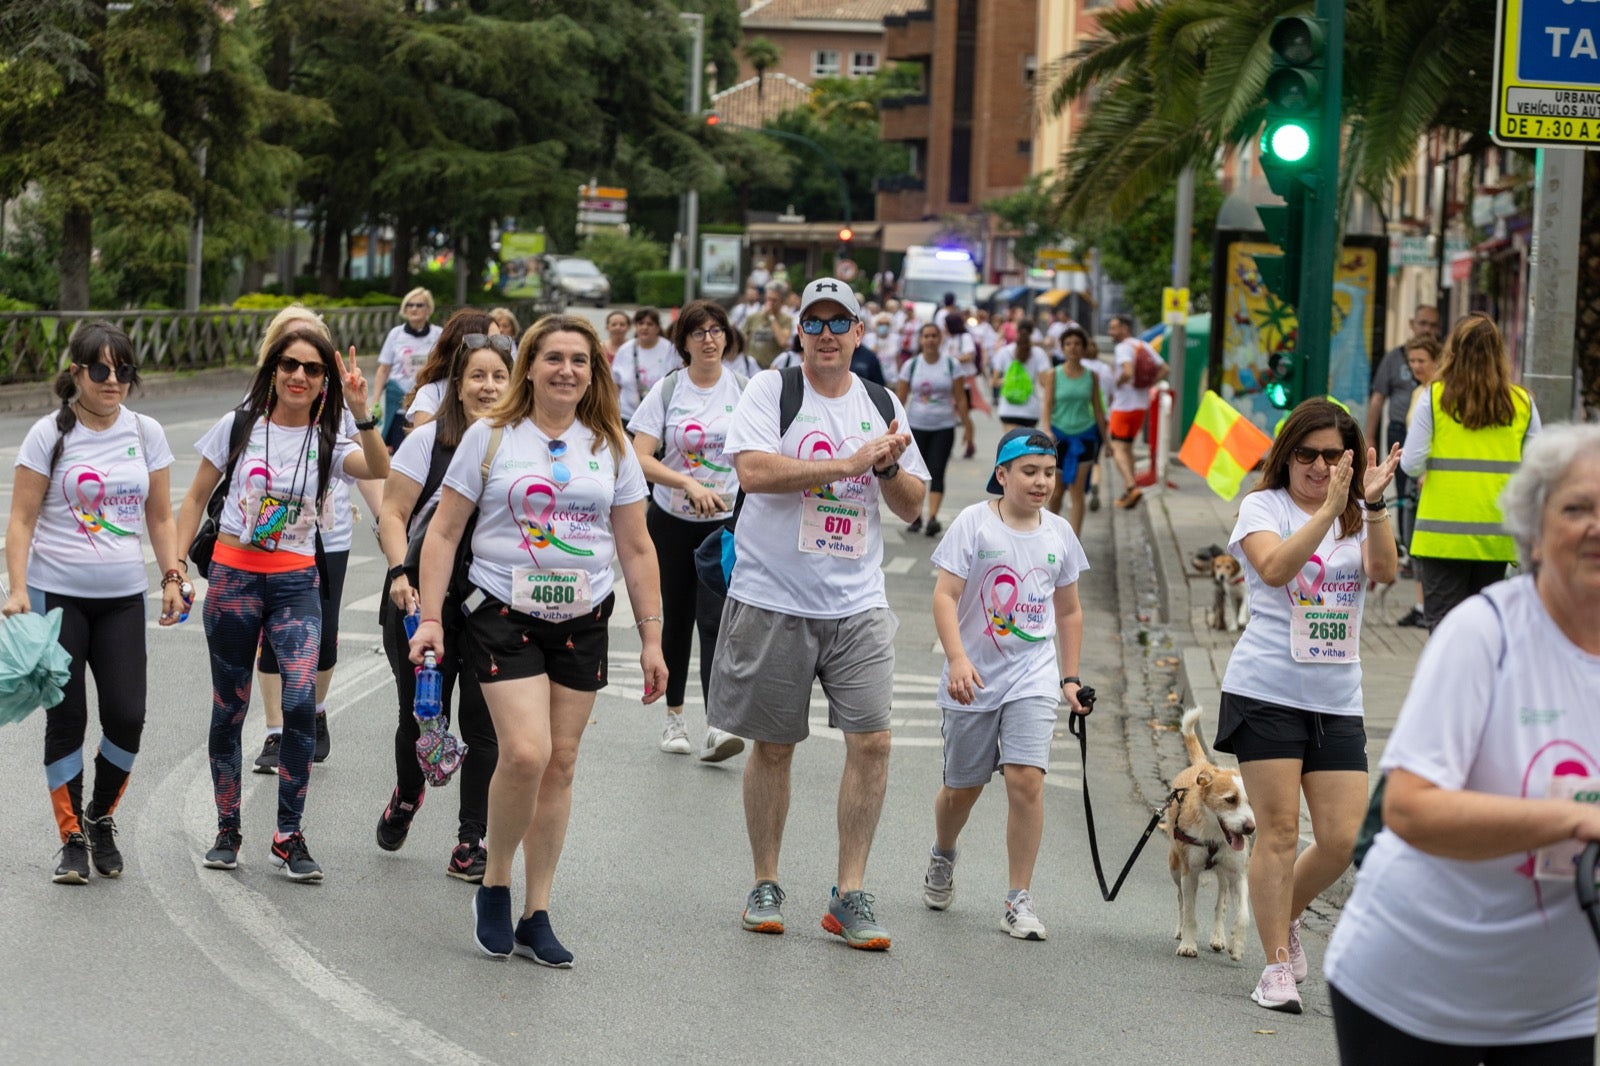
left=723, top=372, right=930, bottom=620
left=319, top=408, right=361, bottom=552
left=406, top=379, right=447, bottom=420
left=378, top=324, right=441, bottom=394
left=194, top=413, right=358, bottom=558
left=611, top=338, right=679, bottom=421
left=991, top=343, right=1052, bottom=422
left=897, top=354, right=962, bottom=432
left=443, top=418, right=647, bottom=617
left=770, top=349, right=803, bottom=371
left=1325, top=577, right=1600, bottom=1044
left=930, top=502, right=1089, bottom=711
left=627, top=368, right=746, bottom=522
left=1220, top=489, right=1369, bottom=715
left=389, top=419, right=448, bottom=540
left=940, top=333, right=978, bottom=378
left=723, top=353, right=761, bottom=378
left=1110, top=338, right=1151, bottom=412
left=1082, top=357, right=1116, bottom=409
left=16, top=408, right=174, bottom=598
left=729, top=300, right=761, bottom=329
left=973, top=322, right=999, bottom=360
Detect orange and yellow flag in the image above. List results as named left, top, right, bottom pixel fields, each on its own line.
left=1178, top=392, right=1273, bottom=501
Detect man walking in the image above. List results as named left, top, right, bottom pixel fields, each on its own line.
left=1365, top=304, right=1440, bottom=551
left=743, top=283, right=794, bottom=368
left=1106, top=313, right=1166, bottom=509
left=711, top=277, right=930, bottom=951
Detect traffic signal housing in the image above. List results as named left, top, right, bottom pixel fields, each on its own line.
left=1265, top=349, right=1300, bottom=410
left=1253, top=16, right=1328, bottom=312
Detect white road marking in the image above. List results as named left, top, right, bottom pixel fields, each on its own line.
left=882, top=556, right=917, bottom=575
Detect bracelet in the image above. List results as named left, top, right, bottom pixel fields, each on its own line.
left=1061, top=675, right=1082, bottom=687
left=1365, top=498, right=1387, bottom=511
left=355, top=417, right=379, bottom=432
left=418, top=617, right=441, bottom=627
left=161, top=570, right=185, bottom=589
left=1365, top=511, right=1390, bottom=522
left=635, top=615, right=664, bottom=629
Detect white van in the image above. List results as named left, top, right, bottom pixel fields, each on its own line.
left=899, top=245, right=978, bottom=326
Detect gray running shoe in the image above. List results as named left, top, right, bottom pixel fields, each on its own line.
left=204, top=828, right=242, bottom=870
left=1002, top=890, right=1047, bottom=940
left=822, top=887, right=890, bottom=950
left=742, top=880, right=785, bottom=934
left=699, top=727, right=745, bottom=763
left=922, top=847, right=955, bottom=910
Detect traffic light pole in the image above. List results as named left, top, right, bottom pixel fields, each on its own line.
left=1296, top=0, right=1345, bottom=405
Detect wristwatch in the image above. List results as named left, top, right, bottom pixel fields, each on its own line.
left=387, top=563, right=408, bottom=581
left=873, top=461, right=900, bottom=481
left=355, top=417, right=379, bottom=432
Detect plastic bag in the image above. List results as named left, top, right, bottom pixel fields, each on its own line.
left=0, top=608, right=73, bottom=727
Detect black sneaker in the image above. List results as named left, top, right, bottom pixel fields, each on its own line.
left=53, top=832, right=91, bottom=885
left=269, top=831, right=324, bottom=882
left=1088, top=485, right=1102, bottom=512
left=252, top=734, right=281, bottom=775
left=313, top=714, right=331, bottom=763
left=83, top=809, right=123, bottom=878
left=905, top=516, right=922, bottom=534
left=473, top=884, right=514, bottom=959
left=924, top=517, right=942, bottom=537
left=376, top=787, right=424, bottom=852
left=447, top=840, right=487, bottom=883
left=204, top=828, right=242, bottom=870
left=1396, top=605, right=1427, bottom=628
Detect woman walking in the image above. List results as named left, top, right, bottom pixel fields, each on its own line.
left=402, top=308, right=494, bottom=429
left=628, top=299, right=746, bottom=763
left=1213, top=399, right=1400, bottom=1014
left=373, top=287, right=442, bottom=448
left=4, top=323, right=186, bottom=883
left=175, top=330, right=389, bottom=880
left=1403, top=313, right=1541, bottom=629
left=1037, top=326, right=1107, bottom=532
left=375, top=331, right=513, bottom=880
left=896, top=322, right=968, bottom=537
left=409, top=315, right=667, bottom=964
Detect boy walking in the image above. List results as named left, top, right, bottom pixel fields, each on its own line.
left=923, top=428, right=1091, bottom=939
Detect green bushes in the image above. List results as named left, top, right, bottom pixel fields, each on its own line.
left=579, top=231, right=667, bottom=303
left=634, top=271, right=686, bottom=309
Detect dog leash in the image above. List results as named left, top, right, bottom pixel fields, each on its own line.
left=1067, top=689, right=1185, bottom=903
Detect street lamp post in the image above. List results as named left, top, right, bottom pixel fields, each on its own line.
left=681, top=13, right=704, bottom=305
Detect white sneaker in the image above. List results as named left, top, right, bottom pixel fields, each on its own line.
left=1287, top=918, right=1308, bottom=983
left=659, top=714, right=692, bottom=755
left=1251, top=961, right=1303, bottom=1013
left=1002, top=890, right=1047, bottom=940
left=922, top=848, right=955, bottom=910
left=698, top=727, right=745, bottom=763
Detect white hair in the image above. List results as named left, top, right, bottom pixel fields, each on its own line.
left=1499, top=423, right=1600, bottom=567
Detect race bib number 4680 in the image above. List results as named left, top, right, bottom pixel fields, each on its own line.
left=510, top=567, right=592, bottom=621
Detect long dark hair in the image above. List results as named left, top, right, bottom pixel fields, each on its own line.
left=670, top=299, right=733, bottom=366
left=1251, top=398, right=1366, bottom=539
left=410, top=307, right=493, bottom=402
left=435, top=337, right=515, bottom=449
left=50, top=322, right=140, bottom=472
left=240, top=329, right=346, bottom=509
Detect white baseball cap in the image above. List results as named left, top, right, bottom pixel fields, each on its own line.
left=798, top=277, right=863, bottom=321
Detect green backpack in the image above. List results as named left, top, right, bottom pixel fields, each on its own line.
left=1001, top=355, right=1034, bottom=405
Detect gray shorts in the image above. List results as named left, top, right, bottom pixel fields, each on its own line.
left=940, top=697, right=1059, bottom=788
left=708, top=599, right=897, bottom=744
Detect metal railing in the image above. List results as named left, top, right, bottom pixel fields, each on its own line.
left=0, top=297, right=565, bottom=384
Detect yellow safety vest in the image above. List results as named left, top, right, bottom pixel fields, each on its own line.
left=1410, top=381, right=1531, bottom=562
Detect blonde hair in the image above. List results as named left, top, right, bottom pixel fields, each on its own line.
left=490, top=315, right=626, bottom=463
left=400, top=287, right=434, bottom=318
left=1436, top=314, right=1526, bottom=430
left=256, top=304, right=330, bottom=367
left=488, top=306, right=520, bottom=337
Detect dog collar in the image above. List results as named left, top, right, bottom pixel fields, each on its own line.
left=1172, top=826, right=1220, bottom=870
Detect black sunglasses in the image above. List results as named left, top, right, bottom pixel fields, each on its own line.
left=404, top=301, right=429, bottom=310
left=463, top=333, right=515, bottom=356
left=799, top=316, right=856, bottom=335
left=1290, top=446, right=1346, bottom=466
left=81, top=362, right=135, bottom=384
left=276, top=355, right=327, bottom=379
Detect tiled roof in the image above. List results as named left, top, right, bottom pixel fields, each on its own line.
left=743, top=0, right=925, bottom=26
left=710, top=73, right=814, bottom=128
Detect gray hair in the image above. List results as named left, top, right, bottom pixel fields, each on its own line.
left=1499, top=423, right=1600, bottom=567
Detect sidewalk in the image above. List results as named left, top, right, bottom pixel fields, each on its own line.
left=1126, top=461, right=1428, bottom=916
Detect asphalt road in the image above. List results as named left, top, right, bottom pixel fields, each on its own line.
left=0, top=369, right=1340, bottom=1064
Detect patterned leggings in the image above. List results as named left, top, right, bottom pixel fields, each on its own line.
left=203, top=562, right=320, bottom=834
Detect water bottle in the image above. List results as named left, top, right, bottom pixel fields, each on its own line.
left=403, top=610, right=420, bottom=641
left=178, top=582, right=194, bottom=624
left=414, top=651, right=442, bottom=721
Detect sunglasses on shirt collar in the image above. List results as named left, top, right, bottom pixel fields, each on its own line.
left=799, top=316, right=856, bottom=336
left=80, top=362, right=136, bottom=384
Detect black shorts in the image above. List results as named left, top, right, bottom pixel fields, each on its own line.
left=1214, top=692, right=1368, bottom=772
left=461, top=592, right=614, bottom=691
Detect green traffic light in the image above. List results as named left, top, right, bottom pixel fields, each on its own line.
left=1269, top=122, right=1312, bottom=163
left=1265, top=381, right=1291, bottom=409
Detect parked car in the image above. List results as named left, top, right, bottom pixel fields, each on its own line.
left=548, top=256, right=611, bottom=306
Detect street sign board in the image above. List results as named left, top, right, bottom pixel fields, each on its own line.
left=1162, top=286, right=1191, bottom=326
left=1492, top=0, right=1600, bottom=148
left=579, top=185, right=627, bottom=200
left=577, top=210, right=627, bottom=226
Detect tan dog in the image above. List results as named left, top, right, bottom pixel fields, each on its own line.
left=1164, top=708, right=1255, bottom=960
left=1209, top=554, right=1248, bottom=633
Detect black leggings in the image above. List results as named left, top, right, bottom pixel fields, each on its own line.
left=258, top=548, right=348, bottom=673
left=381, top=602, right=498, bottom=842
left=1330, top=984, right=1593, bottom=1065
left=35, top=589, right=147, bottom=840
left=646, top=502, right=726, bottom=708
left=1414, top=557, right=1508, bottom=631
left=911, top=426, right=956, bottom=495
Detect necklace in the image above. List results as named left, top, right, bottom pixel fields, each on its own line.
left=72, top=400, right=119, bottom=431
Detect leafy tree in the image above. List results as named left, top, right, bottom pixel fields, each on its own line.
left=985, top=175, right=1070, bottom=270
left=742, top=35, right=780, bottom=101
left=1080, top=170, right=1224, bottom=324
left=578, top=229, right=666, bottom=303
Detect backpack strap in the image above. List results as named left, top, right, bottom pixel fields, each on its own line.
left=481, top=425, right=504, bottom=483
left=410, top=432, right=454, bottom=531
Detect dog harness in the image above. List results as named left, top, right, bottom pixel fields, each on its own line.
left=1172, top=825, right=1220, bottom=870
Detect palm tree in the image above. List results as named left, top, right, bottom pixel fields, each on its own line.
left=742, top=36, right=781, bottom=103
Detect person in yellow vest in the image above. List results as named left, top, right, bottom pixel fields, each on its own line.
left=1401, top=314, right=1541, bottom=630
